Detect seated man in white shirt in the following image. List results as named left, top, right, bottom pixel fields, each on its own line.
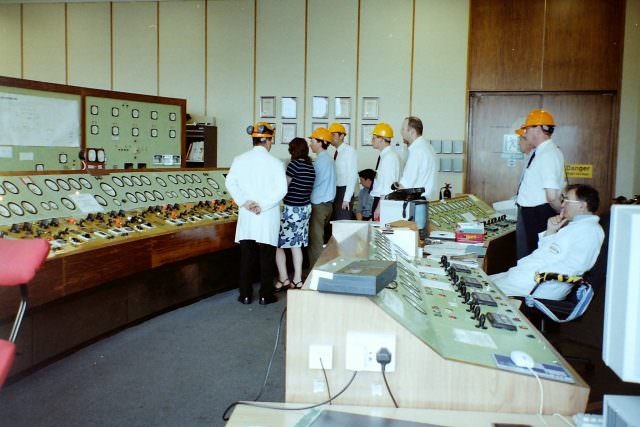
left=490, top=184, right=604, bottom=300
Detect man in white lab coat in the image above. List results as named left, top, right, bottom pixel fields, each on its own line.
left=226, top=122, right=288, bottom=305
left=491, top=184, right=604, bottom=300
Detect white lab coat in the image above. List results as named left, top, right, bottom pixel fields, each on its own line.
left=226, top=146, right=288, bottom=246
left=491, top=215, right=604, bottom=300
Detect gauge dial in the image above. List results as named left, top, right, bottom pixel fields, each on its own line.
left=94, top=195, right=108, bottom=206
left=68, top=178, right=82, bottom=190
left=141, top=176, right=151, bottom=185
left=0, top=204, right=10, bottom=217
left=60, top=197, right=76, bottom=210
left=22, top=201, right=37, bottom=214
left=57, top=179, right=71, bottom=191
left=79, top=177, right=92, bottom=189
left=156, top=177, right=167, bottom=187
left=112, top=176, right=124, bottom=187
left=207, top=178, right=219, bottom=189
left=45, top=179, right=59, bottom=191
left=27, top=183, right=43, bottom=196
left=100, top=182, right=117, bottom=197
left=3, top=181, right=19, bottom=194
left=8, top=202, right=24, bottom=216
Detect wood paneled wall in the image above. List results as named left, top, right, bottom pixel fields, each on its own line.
left=469, top=0, right=625, bottom=91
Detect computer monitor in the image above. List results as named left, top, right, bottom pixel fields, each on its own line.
left=602, top=204, right=640, bottom=383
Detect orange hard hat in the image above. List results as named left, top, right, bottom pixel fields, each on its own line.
left=515, top=126, right=525, bottom=136
left=372, top=123, right=394, bottom=139
left=328, top=122, right=347, bottom=134
left=246, top=121, right=275, bottom=138
left=523, top=109, right=555, bottom=128
left=309, top=127, right=333, bottom=143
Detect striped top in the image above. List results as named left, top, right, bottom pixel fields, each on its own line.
left=284, top=159, right=316, bottom=206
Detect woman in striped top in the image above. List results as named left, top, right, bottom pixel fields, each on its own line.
left=275, top=137, right=316, bottom=290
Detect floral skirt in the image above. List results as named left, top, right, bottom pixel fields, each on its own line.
left=278, top=204, right=312, bottom=248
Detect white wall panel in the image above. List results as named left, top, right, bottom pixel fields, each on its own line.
left=67, top=3, right=110, bottom=90
left=413, top=0, right=469, bottom=197
left=255, top=0, right=306, bottom=162
left=207, top=0, right=255, bottom=167
left=0, top=5, right=21, bottom=78
left=617, top=0, right=640, bottom=195
left=22, top=4, right=65, bottom=84
left=357, top=0, right=413, bottom=171
left=112, top=2, right=157, bottom=95
left=306, top=0, right=358, bottom=147
left=159, top=1, right=205, bottom=116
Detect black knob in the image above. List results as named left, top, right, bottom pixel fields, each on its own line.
left=474, top=305, right=481, bottom=319
left=39, top=219, right=50, bottom=228
left=10, top=223, right=20, bottom=233
left=51, top=218, right=59, bottom=227
left=23, top=222, right=32, bottom=232
left=86, top=214, right=95, bottom=221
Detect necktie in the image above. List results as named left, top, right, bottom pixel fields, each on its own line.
left=369, top=155, right=381, bottom=193
left=517, top=151, right=536, bottom=195
left=333, top=150, right=337, bottom=160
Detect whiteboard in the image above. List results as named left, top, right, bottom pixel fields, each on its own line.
left=0, top=90, right=81, bottom=148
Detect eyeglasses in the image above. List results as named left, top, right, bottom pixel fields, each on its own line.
left=561, top=194, right=582, bottom=204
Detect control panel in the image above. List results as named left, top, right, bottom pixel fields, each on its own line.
left=0, top=169, right=236, bottom=258
left=429, top=194, right=516, bottom=240
left=85, top=96, right=182, bottom=169
left=369, top=228, right=574, bottom=383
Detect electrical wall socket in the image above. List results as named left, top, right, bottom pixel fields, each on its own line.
left=309, top=344, right=333, bottom=369
left=345, top=331, right=396, bottom=372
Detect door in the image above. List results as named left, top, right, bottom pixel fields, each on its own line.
left=467, top=92, right=616, bottom=211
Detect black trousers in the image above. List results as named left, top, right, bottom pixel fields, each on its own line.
left=519, top=203, right=557, bottom=257
left=332, top=186, right=354, bottom=220
left=238, top=240, right=276, bottom=299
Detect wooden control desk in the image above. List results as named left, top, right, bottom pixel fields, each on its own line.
left=286, top=222, right=588, bottom=415
left=226, top=403, right=575, bottom=426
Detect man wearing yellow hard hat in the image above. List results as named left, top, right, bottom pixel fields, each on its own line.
left=369, top=122, right=401, bottom=221
left=308, top=127, right=337, bottom=268
left=515, top=109, right=565, bottom=258
left=328, top=123, right=358, bottom=220
left=226, top=122, right=288, bottom=305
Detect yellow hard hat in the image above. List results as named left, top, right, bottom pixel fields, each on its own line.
left=372, top=123, right=393, bottom=139
left=309, top=127, right=333, bottom=143
left=523, top=109, right=555, bottom=128
left=246, top=121, right=275, bottom=138
left=328, top=122, right=346, bottom=134
left=515, top=126, right=525, bottom=136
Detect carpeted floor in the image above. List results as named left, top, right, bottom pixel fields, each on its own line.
left=0, top=285, right=287, bottom=427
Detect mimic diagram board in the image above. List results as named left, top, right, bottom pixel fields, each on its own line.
left=0, top=84, right=82, bottom=171
left=286, top=223, right=587, bottom=415
left=85, top=96, right=182, bottom=169
left=429, top=194, right=516, bottom=240
left=0, top=169, right=236, bottom=258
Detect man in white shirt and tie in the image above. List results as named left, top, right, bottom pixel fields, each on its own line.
left=369, top=123, right=401, bottom=221
left=515, top=109, right=565, bottom=258
left=397, top=116, right=437, bottom=238
left=226, top=122, right=288, bottom=306
left=329, top=123, right=358, bottom=220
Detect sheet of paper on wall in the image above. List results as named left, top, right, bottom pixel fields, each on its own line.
left=0, top=146, right=12, bottom=158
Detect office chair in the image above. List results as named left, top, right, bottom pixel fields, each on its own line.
left=0, top=238, right=50, bottom=389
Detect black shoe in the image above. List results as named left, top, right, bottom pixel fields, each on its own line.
left=259, top=295, right=278, bottom=305
left=238, top=296, right=252, bottom=305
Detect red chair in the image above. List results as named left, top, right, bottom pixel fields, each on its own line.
left=0, top=238, right=50, bottom=388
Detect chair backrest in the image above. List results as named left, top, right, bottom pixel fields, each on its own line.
left=0, top=239, right=50, bottom=287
